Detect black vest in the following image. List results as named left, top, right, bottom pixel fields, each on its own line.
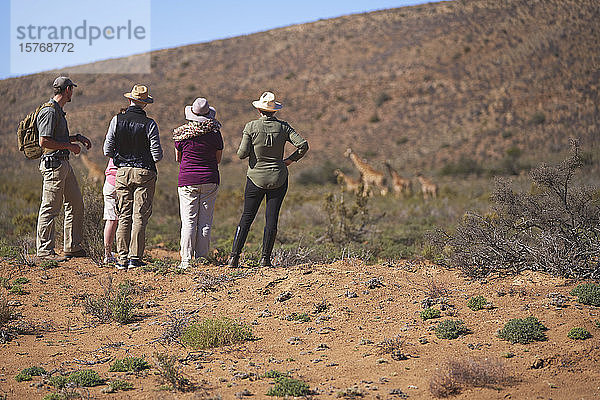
left=113, top=106, right=156, bottom=172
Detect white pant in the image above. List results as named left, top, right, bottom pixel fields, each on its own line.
left=178, top=183, right=218, bottom=262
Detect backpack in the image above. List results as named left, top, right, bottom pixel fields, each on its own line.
left=17, top=102, right=55, bottom=159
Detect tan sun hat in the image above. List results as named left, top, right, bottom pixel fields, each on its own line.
left=124, top=84, right=154, bottom=104
left=252, top=91, right=282, bottom=112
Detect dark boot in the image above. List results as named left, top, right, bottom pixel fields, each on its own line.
left=228, top=226, right=249, bottom=267
left=260, top=228, right=277, bottom=267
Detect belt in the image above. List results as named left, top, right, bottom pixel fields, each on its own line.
left=43, top=153, right=69, bottom=161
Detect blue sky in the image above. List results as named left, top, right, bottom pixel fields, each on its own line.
left=1, top=0, right=431, bottom=80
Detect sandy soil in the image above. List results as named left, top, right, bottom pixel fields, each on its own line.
left=0, top=251, right=599, bottom=399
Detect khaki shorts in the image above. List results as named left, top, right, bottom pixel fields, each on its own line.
left=103, top=181, right=118, bottom=221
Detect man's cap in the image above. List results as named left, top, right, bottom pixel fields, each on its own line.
left=53, top=76, right=77, bottom=90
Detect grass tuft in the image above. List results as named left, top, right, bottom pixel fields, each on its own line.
left=420, top=307, right=441, bottom=320
left=155, top=352, right=194, bottom=392
left=266, top=376, right=310, bottom=397
left=109, top=356, right=150, bottom=372
left=467, top=295, right=488, bottom=311
left=567, top=327, right=591, bottom=340
left=180, top=317, right=253, bottom=349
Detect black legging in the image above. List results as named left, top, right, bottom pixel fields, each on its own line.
left=238, top=177, right=288, bottom=232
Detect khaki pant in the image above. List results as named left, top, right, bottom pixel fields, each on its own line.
left=115, top=167, right=156, bottom=263
left=37, top=160, right=84, bottom=256
left=178, top=183, right=218, bottom=262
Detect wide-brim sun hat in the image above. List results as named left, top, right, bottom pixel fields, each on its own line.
left=185, top=97, right=216, bottom=122
left=252, top=91, right=282, bottom=112
left=124, top=84, right=154, bottom=104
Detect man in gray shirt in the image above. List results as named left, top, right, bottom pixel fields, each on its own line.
left=103, top=84, right=162, bottom=270
left=36, top=76, right=91, bottom=261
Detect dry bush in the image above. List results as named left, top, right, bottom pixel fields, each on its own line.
left=431, top=140, right=600, bottom=279
left=80, top=179, right=105, bottom=266
left=430, top=357, right=512, bottom=398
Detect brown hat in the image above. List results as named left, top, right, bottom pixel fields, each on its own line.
left=124, top=84, right=154, bottom=104
left=53, top=76, right=77, bottom=90
left=185, top=97, right=216, bottom=121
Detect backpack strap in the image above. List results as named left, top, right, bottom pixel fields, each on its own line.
left=39, top=101, right=60, bottom=155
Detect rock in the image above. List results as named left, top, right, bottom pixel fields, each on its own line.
left=235, top=389, right=252, bottom=398
left=276, top=291, right=293, bottom=302
left=389, top=388, right=408, bottom=398
left=376, top=358, right=388, bottom=364
left=233, top=372, right=249, bottom=379
left=144, top=300, right=157, bottom=308
left=346, top=291, right=358, bottom=298
left=288, top=337, right=302, bottom=345
left=311, top=358, right=323, bottom=363
left=531, top=358, right=544, bottom=369
left=318, top=327, right=335, bottom=334
left=408, top=385, right=418, bottom=389
left=258, top=309, right=272, bottom=318
left=391, top=351, right=409, bottom=361
left=366, top=278, right=384, bottom=289
left=315, top=343, right=330, bottom=351
left=418, top=337, right=428, bottom=344
left=326, top=362, right=339, bottom=367
left=360, top=338, right=374, bottom=345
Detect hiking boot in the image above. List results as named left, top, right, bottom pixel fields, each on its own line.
left=64, top=249, right=86, bottom=259
left=178, top=261, right=190, bottom=270
left=115, top=261, right=128, bottom=271
left=128, top=259, right=146, bottom=269
left=38, top=253, right=68, bottom=263
left=103, top=253, right=117, bottom=265
left=260, top=228, right=277, bottom=268
left=228, top=225, right=250, bottom=268
left=227, top=254, right=240, bottom=268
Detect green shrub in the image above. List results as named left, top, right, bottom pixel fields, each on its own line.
left=420, top=307, right=441, bottom=320
left=12, top=277, right=30, bottom=285
left=266, top=376, right=311, bottom=397
left=467, top=295, right=488, bottom=311
left=567, top=327, right=591, bottom=340
left=40, top=260, right=59, bottom=269
left=180, top=317, right=253, bottom=349
left=83, top=277, right=136, bottom=324
left=14, top=372, right=32, bottom=382
left=286, top=312, right=311, bottom=322
left=67, top=370, right=105, bottom=387
left=48, top=375, right=67, bottom=389
left=107, top=380, right=134, bottom=392
left=570, top=283, right=600, bottom=307
left=109, top=356, right=150, bottom=372
left=498, top=317, right=547, bottom=344
left=42, top=393, right=65, bottom=400
left=21, top=366, right=46, bottom=376
left=435, top=320, right=469, bottom=339
left=529, top=111, right=546, bottom=125
left=9, top=284, right=27, bottom=295
left=263, top=370, right=287, bottom=379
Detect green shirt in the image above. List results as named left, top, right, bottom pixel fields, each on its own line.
left=237, top=116, right=308, bottom=189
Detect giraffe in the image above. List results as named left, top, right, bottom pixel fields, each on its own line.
left=384, top=161, right=411, bottom=197
left=416, top=174, right=438, bottom=199
left=344, top=148, right=388, bottom=196
left=334, top=169, right=362, bottom=194
left=79, top=153, right=105, bottom=184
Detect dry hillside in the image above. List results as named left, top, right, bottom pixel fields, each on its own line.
left=0, top=0, right=598, bottom=176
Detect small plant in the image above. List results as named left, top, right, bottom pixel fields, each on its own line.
left=595, top=320, right=600, bottom=329
left=567, top=327, right=591, bottom=340
left=42, top=394, right=66, bottom=400
left=106, top=380, right=134, bottom=392
left=286, top=312, right=311, bottom=322
left=40, top=259, right=59, bottom=269
left=570, top=283, right=600, bottom=307
left=337, top=385, right=365, bottom=398
left=20, top=366, right=46, bottom=376
left=109, top=356, right=151, bottom=372
left=0, top=295, right=13, bottom=327
left=467, top=295, right=488, bottom=311
left=498, top=317, right=547, bottom=344
left=67, top=370, right=105, bottom=387
left=49, top=375, right=68, bottom=389
left=262, top=370, right=287, bottom=379
left=15, top=372, right=32, bottom=382
left=9, top=284, right=27, bottom=295
left=0, top=277, right=10, bottom=289
left=12, top=277, right=30, bottom=285
left=435, top=319, right=469, bottom=339
left=155, top=352, right=193, bottom=392
left=266, top=376, right=310, bottom=397
left=529, top=111, right=546, bottom=125
left=180, top=317, right=253, bottom=349
left=314, top=300, right=330, bottom=314
left=429, top=357, right=511, bottom=398
left=82, top=275, right=136, bottom=324
left=420, top=307, right=441, bottom=320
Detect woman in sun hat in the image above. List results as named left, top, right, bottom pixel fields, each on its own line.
left=173, top=97, right=224, bottom=269
left=228, top=91, right=309, bottom=268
